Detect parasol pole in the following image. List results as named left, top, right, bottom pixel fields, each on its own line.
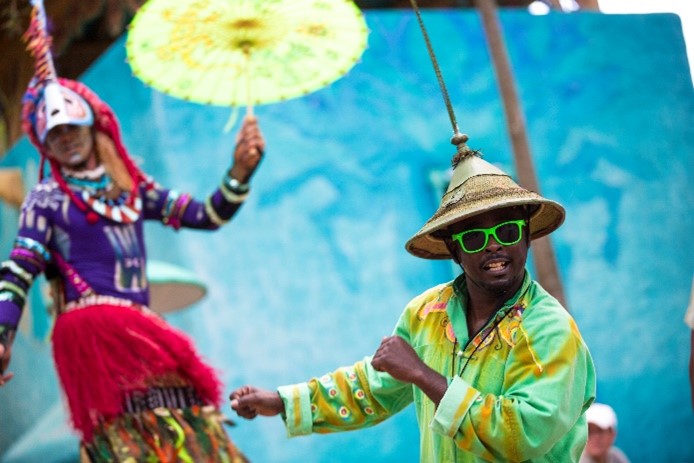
left=473, top=0, right=567, bottom=308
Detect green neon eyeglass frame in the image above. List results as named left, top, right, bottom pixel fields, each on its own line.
left=450, top=219, right=527, bottom=254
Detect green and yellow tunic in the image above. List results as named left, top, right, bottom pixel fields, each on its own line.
left=279, top=272, right=596, bottom=462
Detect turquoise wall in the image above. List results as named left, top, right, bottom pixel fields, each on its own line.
left=1, top=9, right=693, bottom=462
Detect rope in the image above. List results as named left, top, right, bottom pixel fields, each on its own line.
left=407, top=0, right=470, bottom=153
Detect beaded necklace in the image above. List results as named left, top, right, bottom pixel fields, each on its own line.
left=62, top=165, right=105, bottom=179
left=62, top=166, right=142, bottom=224
left=64, top=173, right=111, bottom=191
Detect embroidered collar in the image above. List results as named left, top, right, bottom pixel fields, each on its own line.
left=80, top=189, right=142, bottom=224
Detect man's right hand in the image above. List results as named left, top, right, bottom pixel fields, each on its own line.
left=229, top=385, right=285, bottom=419
left=0, top=342, right=14, bottom=386
left=228, top=116, right=265, bottom=185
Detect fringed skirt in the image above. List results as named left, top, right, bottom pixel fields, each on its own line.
left=80, top=406, right=248, bottom=463
left=51, top=301, right=247, bottom=462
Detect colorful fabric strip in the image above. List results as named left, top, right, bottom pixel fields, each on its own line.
left=81, top=190, right=142, bottom=224
left=14, top=236, right=51, bottom=261
left=63, top=294, right=146, bottom=313
left=204, top=197, right=228, bottom=226
left=65, top=174, right=111, bottom=190
left=174, top=194, right=192, bottom=220
left=9, top=249, right=44, bottom=271
left=162, top=191, right=193, bottom=230
left=50, top=251, right=94, bottom=298
left=0, top=282, right=27, bottom=301
left=82, top=406, right=249, bottom=463
left=1, top=260, right=34, bottom=286
left=220, top=183, right=249, bottom=204
left=123, top=386, right=203, bottom=414
left=0, top=291, right=24, bottom=307
left=161, top=190, right=180, bottom=218
left=222, top=174, right=250, bottom=193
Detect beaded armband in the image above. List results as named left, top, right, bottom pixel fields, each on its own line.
left=204, top=197, right=229, bottom=226
left=1, top=261, right=34, bottom=286
left=161, top=190, right=192, bottom=230
left=220, top=174, right=250, bottom=204
left=205, top=174, right=251, bottom=225
left=0, top=282, right=27, bottom=302
left=11, top=237, right=51, bottom=269
left=0, top=291, right=24, bottom=306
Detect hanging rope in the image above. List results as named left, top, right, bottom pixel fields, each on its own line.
left=408, top=0, right=470, bottom=153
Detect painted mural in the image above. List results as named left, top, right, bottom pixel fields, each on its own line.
left=1, top=9, right=692, bottom=463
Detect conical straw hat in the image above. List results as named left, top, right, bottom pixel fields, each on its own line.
left=405, top=149, right=565, bottom=260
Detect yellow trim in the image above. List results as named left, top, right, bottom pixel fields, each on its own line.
left=204, top=197, right=229, bottom=226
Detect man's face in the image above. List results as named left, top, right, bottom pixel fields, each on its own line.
left=585, top=423, right=616, bottom=458
left=445, top=206, right=529, bottom=295
left=44, top=124, right=95, bottom=169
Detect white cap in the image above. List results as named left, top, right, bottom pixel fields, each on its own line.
left=586, top=403, right=618, bottom=430
left=684, top=274, right=694, bottom=330
left=35, top=81, right=94, bottom=143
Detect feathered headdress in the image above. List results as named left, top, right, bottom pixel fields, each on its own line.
left=22, top=0, right=93, bottom=144
left=21, top=0, right=146, bottom=224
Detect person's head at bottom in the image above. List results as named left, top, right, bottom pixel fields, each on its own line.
left=584, top=403, right=619, bottom=459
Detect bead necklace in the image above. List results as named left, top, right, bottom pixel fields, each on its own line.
left=63, top=165, right=111, bottom=191
left=65, top=174, right=111, bottom=191
left=62, top=165, right=141, bottom=224
left=79, top=188, right=142, bottom=224
left=62, top=165, right=106, bottom=180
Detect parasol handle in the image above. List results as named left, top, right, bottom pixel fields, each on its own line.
left=243, top=46, right=258, bottom=157
left=244, top=47, right=254, bottom=117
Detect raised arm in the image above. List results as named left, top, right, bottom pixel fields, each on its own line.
left=144, top=116, right=265, bottom=230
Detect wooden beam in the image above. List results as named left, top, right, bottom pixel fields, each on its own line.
left=473, top=0, right=568, bottom=308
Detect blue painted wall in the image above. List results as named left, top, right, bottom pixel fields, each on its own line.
left=1, top=9, right=692, bottom=462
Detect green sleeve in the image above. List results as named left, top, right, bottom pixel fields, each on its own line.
left=279, top=357, right=414, bottom=436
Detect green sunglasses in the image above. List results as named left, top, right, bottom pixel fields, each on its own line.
left=450, top=219, right=527, bottom=254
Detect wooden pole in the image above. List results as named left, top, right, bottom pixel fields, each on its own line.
left=473, top=0, right=568, bottom=308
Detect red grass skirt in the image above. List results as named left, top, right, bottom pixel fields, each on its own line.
left=51, top=302, right=222, bottom=442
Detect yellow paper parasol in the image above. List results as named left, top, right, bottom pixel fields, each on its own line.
left=125, top=0, right=369, bottom=115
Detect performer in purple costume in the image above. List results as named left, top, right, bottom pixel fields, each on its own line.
left=0, top=3, right=263, bottom=461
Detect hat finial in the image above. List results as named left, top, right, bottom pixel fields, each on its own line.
left=450, top=131, right=482, bottom=169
